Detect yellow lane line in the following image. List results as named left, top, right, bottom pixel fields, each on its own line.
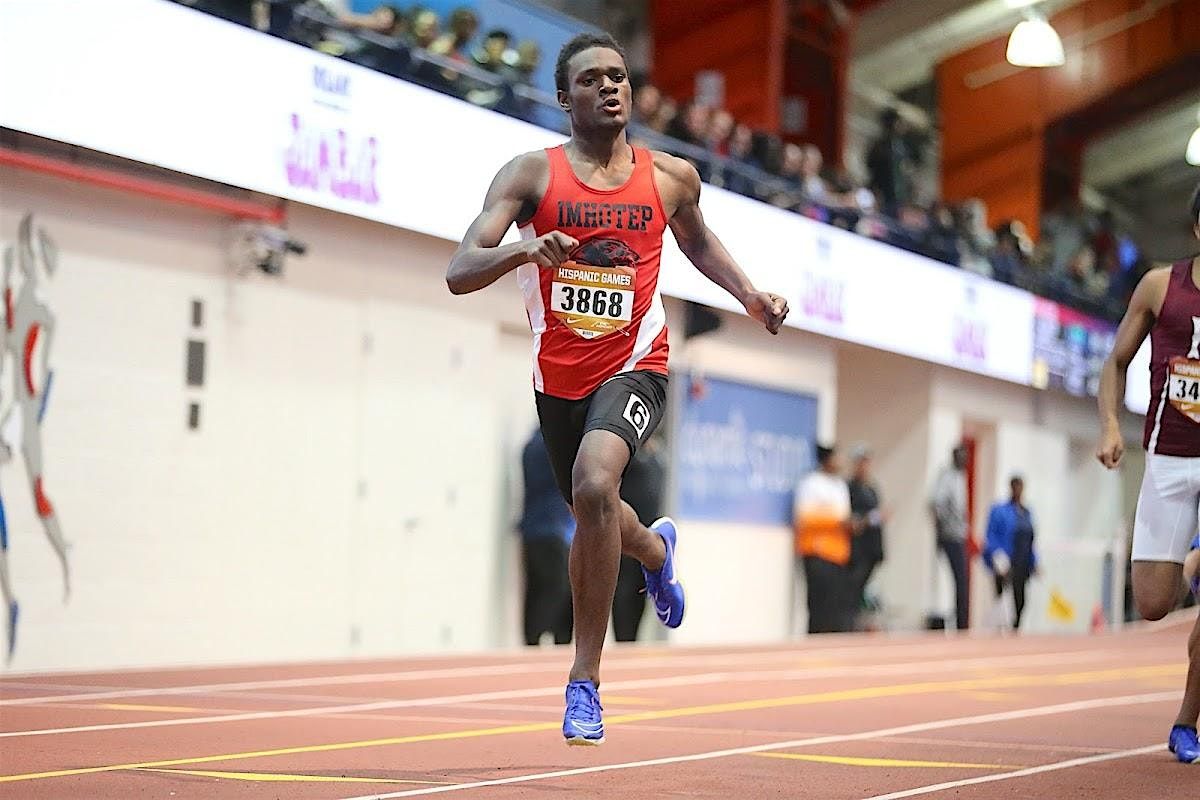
left=135, top=767, right=453, bottom=784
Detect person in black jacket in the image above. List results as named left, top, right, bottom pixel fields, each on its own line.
left=518, top=428, right=575, bottom=646
left=848, top=444, right=886, bottom=628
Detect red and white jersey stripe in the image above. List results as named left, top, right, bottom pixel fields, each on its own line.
left=517, top=145, right=669, bottom=400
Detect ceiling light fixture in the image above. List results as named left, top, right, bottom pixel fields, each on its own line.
left=1187, top=127, right=1200, bottom=166
left=1006, top=15, right=1066, bottom=67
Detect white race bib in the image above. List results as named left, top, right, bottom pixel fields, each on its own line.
left=549, top=261, right=635, bottom=340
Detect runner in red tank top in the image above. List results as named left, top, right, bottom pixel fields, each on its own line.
left=446, top=33, right=788, bottom=746
left=1097, top=182, right=1200, bottom=762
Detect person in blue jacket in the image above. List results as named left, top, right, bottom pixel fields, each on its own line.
left=984, top=475, right=1038, bottom=630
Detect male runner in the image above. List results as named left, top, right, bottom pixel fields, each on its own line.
left=1096, top=182, right=1200, bottom=763
left=446, top=32, right=788, bottom=745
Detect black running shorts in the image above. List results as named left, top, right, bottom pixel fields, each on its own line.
left=534, top=370, right=668, bottom=505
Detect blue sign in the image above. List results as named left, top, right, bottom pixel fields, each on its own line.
left=675, top=376, right=818, bottom=526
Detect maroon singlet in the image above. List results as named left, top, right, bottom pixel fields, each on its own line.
left=1144, top=259, right=1200, bottom=457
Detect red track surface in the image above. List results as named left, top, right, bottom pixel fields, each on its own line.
left=2, top=618, right=1195, bottom=799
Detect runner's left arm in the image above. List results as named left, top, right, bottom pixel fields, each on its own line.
left=664, top=157, right=789, bottom=335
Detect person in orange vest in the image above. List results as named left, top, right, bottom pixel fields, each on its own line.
left=794, top=444, right=854, bottom=633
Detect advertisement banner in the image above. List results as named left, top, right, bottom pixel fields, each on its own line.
left=675, top=376, right=817, bottom=526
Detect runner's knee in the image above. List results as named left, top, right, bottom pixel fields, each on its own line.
left=1133, top=586, right=1176, bottom=621
left=571, top=469, right=619, bottom=525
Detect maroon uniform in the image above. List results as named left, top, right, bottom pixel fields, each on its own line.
left=1144, top=259, right=1200, bottom=457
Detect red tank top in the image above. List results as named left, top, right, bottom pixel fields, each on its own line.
left=517, top=145, right=669, bottom=400
left=1144, top=259, right=1200, bottom=457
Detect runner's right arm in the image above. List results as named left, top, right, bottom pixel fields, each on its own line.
left=446, top=155, right=577, bottom=295
left=1096, top=268, right=1166, bottom=468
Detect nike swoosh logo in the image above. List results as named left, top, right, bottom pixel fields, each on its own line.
left=566, top=317, right=584, bottom=324
left=667, top=577, right=678, bottom=585
left=569, top=721, right=604, bottom=731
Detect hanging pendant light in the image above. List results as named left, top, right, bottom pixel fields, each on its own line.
left=1186, top=127, right=1200, bottom=166
left=1006, top=16, right=1065, bottom=67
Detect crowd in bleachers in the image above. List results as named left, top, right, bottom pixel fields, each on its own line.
left=179, top=0, right=1149, bottom=323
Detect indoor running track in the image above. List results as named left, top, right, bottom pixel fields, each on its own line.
left=2, top=617, right=1196, bottom=799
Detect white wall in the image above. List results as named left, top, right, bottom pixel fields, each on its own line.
left=0, top=166, right=535, bottom=672
left=930, top=368, right=1132, bottom=633
left=836, top=345, right=938, bottom=629
left=669, top=306, right=838, bottom=644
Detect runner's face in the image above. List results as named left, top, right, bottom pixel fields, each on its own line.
left=564, top=47, right=629, bottom=131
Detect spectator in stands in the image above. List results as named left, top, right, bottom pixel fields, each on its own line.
left=668, top=101, right=711, bottom=148
left=723, top=124, right=761, bottom=197
left=955, top=199, right=995, bottom=277
left=649, top=96, right=678, bottom=135
left=473, top=28, right=512, bottom=74
left=799, top=144, right=828, bottom=205
left=512, top=39, right=541, bottom=84
left=634, top=83, right=662, bottom=126
left=794, top=444, right=854, bottom=634
left=891, top=203, right=930, bottom=256
left=430, top=6, right=478, bottom=61
left=768, top=143, right=805, bottom=209
left=990, top=220, right=1030, bottom=286
left=1054, top=245, right=1108, bottom=302
left=780, top=143, right=804, bottom=189
left=705, top=110, right=736, bottom=157
left=338, top=3, right=405, bottom=36
left=923, top=203, right=961, bottom=266
left=410, top=7, right=440, bottom=49
left=867, top=107, right=915, bottom=215
left=1042, top=199, right=1090, bottom=274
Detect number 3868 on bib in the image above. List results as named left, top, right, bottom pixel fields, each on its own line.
left=550, top=262, right=636, bottom=340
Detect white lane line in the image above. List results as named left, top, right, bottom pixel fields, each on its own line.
left=0, top=641, right=1138, bottom=706
left=332, top=691, right=1179, bottom=799
left=0, top=673, right=725, bottom=738
left=0, top=647, right=1120, bottom=711
left=860, top=744, right=1164, bottom=799
left=0, top=650, right=1128, bottom=738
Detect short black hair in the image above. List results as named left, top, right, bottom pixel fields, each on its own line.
left=555, top=32, right=627, bottom=94
left=485, top=28, right=511, bottom=42
left=1191, top=181, right=1200, bottom=225
left=816, top=443, right=835, bottom=466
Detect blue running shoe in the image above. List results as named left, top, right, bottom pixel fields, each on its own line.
left=1169, top=725, right=1200, bottom=763
left=563, top=680, right=604, bottom=746
left=642, top=517, right=685, bottom=629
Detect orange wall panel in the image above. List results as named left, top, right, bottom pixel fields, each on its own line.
left=938, top=0, right=1200, bottom=232
left=651, top=0, right=773, bottom=119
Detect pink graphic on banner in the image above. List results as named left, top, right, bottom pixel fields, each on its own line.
left=952, top=316, right=988, bottom=361
left=799, top=272, right=845, bottom=324
left=285, top=114, right=379, bottom=205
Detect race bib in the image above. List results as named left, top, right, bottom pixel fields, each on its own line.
left=549, top=261, right=635, bottom=340
left=1168, top=356, right=1200, bottom=423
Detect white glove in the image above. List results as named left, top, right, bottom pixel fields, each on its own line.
left=992, top=551, right=1011, bottom=577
